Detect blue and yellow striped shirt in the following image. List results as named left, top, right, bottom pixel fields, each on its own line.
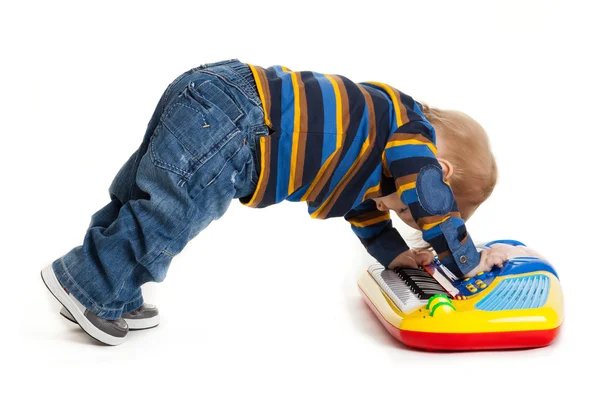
left=239, top=63, right=480, bottom=278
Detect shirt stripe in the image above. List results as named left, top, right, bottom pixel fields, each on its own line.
left=240, top=62, right=480, bottom=277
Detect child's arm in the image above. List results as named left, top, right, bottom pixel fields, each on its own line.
left=344, top=200, right=433, bottom=268
left=344, top=199, right=411, bottom=267
left=384, top=101, right=480, bottom=280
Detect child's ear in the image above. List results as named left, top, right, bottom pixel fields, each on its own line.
left=437, top=158, right=454, bottom=180
left=374, top=199, right=387, bottom=211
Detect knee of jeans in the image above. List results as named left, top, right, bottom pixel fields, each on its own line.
left=108, top=150, right=139, bottom=203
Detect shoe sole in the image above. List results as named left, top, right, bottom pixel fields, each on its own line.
left=59, top=308, right=160, bottom=331
left=41, top=265, right=127, bottom=346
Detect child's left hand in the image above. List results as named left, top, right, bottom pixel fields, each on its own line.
left=388, top=249, right=434, bottom=269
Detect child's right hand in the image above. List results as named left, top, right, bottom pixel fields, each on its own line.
left=463, top=243, right=546, bottom=278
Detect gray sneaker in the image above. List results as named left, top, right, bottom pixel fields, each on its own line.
left=41, top=265, right=128, bottom=346
left=60, top=303, right=160, bottom=330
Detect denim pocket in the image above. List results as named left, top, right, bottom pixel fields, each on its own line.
left=149, top=81, right=243, bottom=184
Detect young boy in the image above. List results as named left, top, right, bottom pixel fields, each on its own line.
left=41, top=58, right=498, bottom=345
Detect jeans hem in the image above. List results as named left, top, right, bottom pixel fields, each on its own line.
left=52, top=258, right=126, bottom=320
left=122, top=294, right=144, bottom=314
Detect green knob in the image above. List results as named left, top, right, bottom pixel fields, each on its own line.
left=429, top=301, right=457, bottom=317
left=426, top=293, right=451, bottom=310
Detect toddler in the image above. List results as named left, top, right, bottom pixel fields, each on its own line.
left=41, top=58, right=498, bottom=345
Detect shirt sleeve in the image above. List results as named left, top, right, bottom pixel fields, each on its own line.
left=344, top=199, right=410, bottom=268
left=383, top=102, right=480, bottom=279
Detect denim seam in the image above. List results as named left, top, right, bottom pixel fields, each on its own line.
left=189, top=127, right=243, bottom=181
left=217, top=64, right=260, bottom=105
left=194, top=80, right=245, bottom=124
left=153, top=227, right=192, bottom=265
left=103, top=261, right=144, bottom=306
left=160, top=68, right=198, bottom=115
left=136, top=203, right=200, bottom=267
left=55, top=259, right=123, bottom=313
left=121, top=294, right=144, bottom=314
left=164, top=100, right=209, bottom=127
left=222, top=66, right=261, bottom=106
left=123, top=292, right=144, bottom=309
left=193, top=69, right=261, bottom=107
left=152, top=117, right=242, bottom=186
left=56, top=252, right=143, bottom=317
left=149, top=135, right=193, bottom=179
left=136, top=221, right=192, bottom=277
left=250, top=123, right=269, bottom=131
left=162, top=249, right=176, bottom=258
left=157, top=120, right=202, bottom=163
left=151, top=124, right=242, bottom=185
left=204, top=140, right=246, bottom=188
left=190, top=128, right=242, bottom=186
left=246, top=157, right=258, bottom=186
left=231, top=157, right=251, bottom=190
left=138, top=244, right=169, bottom=273
left=54, top=260, right=98, bottom=309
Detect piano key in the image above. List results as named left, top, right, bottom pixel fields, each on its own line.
left=367, top=264, right=452, bottom=312
left=395, top=267, right=448, bottom=300
left=371, top=267, right=426, bottom=313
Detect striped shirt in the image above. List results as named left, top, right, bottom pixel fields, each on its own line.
left=239, top=63, right=480, bottom=278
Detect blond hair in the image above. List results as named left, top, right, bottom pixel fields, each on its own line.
left=421, top=104, right=497, bottom=221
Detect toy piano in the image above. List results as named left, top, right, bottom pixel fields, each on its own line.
left=358, top=240, right=564, bottom=351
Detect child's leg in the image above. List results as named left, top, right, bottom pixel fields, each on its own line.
left=51, top=60, right=265, bottom=320
left=68, top=98, right=173, bottom=312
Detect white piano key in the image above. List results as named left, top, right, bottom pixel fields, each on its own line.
left=368, top=265, right=427, bottom=313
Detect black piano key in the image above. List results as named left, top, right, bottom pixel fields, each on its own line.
left=398, top=271, right=436, bottom=282
left=394, top=267, right=447, bottom=300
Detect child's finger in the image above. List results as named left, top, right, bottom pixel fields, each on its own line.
left=389, top=255, right=418, bottom=269
left=404, top=257, right=418, bottom=268
left=487, top=253, right=499, bottom=266
left=491, top=254, right=505, bottom=268
left=407, top=254, right=421, bottom=268
left=415, top=251, right=433, bottom=265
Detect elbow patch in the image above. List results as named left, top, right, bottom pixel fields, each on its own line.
left=416, top=165, right=454, bottom=215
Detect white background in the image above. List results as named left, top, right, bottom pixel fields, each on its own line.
left=3, top=0, right=599, bottom=398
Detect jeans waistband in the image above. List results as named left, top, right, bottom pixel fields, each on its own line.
left=193, top=59, right=262, bottom=110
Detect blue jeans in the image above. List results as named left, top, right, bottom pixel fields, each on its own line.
left=52, top=59, right=268, bottom=319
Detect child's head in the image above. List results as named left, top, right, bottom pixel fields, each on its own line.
left=423, top=104, right=497, bottom=220
left=374, top=105, right=497, bottom=226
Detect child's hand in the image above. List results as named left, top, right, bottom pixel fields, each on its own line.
left=464, top=245, right=509, bottom=278
left=388, top=249, right=434, bottom=269
left=463, top=243, right=546, bottom=278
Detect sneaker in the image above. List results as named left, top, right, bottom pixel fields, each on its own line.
left=60, top=303, right=160, bottom=330
left=41, top=265, right=128, bottom=346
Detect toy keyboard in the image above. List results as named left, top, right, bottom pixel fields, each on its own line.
left=357, top=240, right=564, bottom=351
